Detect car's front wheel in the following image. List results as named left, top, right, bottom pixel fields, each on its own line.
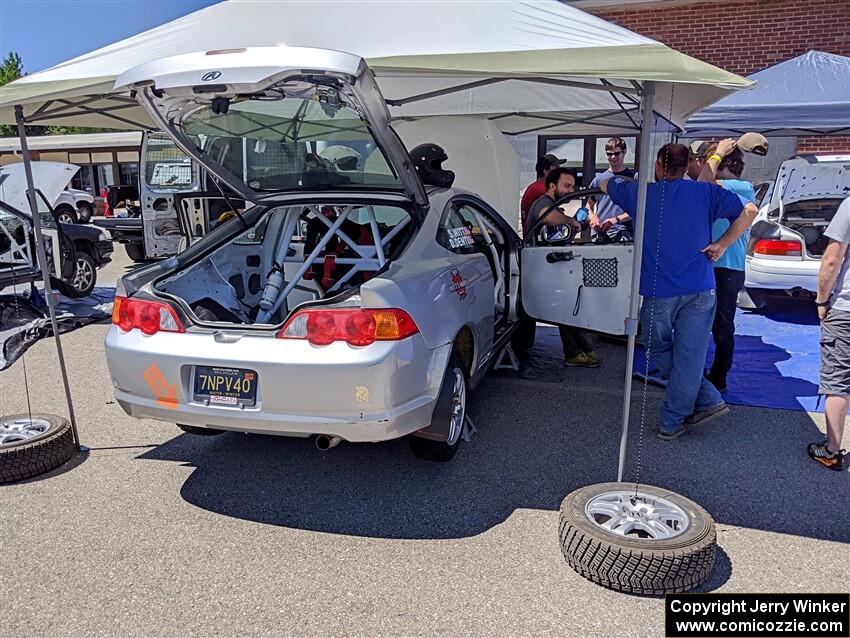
left=124, top=241, right=146, bottom=263
left=55, top=205, right=78, bottom=225
left=76, top=202, right=93, bottom=223
left=409, top=354, right=467, bottom=462
left=58, top=252, right=97, bottom=298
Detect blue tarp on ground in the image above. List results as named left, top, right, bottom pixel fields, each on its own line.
left=635, top=299, right=822, bottom=413
left=0, top=287, right=114, bottom=370
left=686, top=50, right=850, bottom=136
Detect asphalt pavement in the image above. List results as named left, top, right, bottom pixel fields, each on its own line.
left=1, top=249, right=848, bottom=637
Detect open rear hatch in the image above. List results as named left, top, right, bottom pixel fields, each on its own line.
left=115, top=47, right=425, bottom=328
left=763, top=158, right=850, bottom=258
left=115, top=46, right=427, bottom=209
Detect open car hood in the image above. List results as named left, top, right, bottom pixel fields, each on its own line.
left=116, top=46, right=428, bottom=210
left=768, top=158, right=850, bottom=211
left=0, top=161, right=79, bottom=214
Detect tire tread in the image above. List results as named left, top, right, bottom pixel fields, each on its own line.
left=0, top=416, right=75, bottom=483
left=558, top=485, right=716, bottom=595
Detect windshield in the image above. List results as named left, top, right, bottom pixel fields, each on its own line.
left=180, top=97, right=402, bottom=192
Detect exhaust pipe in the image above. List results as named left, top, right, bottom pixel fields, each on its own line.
left=315, top=435, right=342, bottom=450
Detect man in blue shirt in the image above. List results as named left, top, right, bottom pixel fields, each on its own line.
left=601, top=143, right=758, bottom=439
left=699, top=138, right=758, bottom=392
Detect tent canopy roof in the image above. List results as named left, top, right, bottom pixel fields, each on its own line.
left=0, top=0, right=750, bottom=135
left=686, top=50, right=850, bottom=137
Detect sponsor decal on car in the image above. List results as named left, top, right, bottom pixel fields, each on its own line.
left=447, top=226, right=475, bottom=249
left=449, top=268, right=469, bottom=300
left=143, top=363, right=178, bottom=409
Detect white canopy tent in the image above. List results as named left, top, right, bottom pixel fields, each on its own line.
left=0, top=0, right=751, bottom=481
left=0, top=0, right=750, bottom=135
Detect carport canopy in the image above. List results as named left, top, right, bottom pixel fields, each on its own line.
left=686, top=50, right=850, bottom=137
left=0, top=0, right=753, bottom=484
left=0, top=0, right=751, bottom=135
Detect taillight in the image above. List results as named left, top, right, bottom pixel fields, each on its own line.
left=753, top=239, right=802, bottom=257
left=112, top=296, right=184, bottom=335
left=278, top=308, right=419, bottom=346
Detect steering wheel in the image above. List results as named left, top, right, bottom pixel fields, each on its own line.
left=524, top=187, right=603, bottom=248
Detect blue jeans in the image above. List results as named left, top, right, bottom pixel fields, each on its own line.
left=640, top=290, right=723, bottom=432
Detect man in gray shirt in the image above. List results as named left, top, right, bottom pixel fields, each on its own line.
left=810, top=196, right=850, bottom=470
left=588, top=137, right=636, bottom=241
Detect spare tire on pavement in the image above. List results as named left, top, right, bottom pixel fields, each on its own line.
left=0, top=414, right=76, bottom=483
left=558, top=482, right=716, bottom=595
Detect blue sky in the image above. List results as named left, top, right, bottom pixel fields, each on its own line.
left=0, top=0, right=220, bottom=74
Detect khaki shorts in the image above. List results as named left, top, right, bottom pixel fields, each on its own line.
left=819, top=309, right=850, bottom=395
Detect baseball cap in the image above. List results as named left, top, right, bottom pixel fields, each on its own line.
left=536, top=153, right=566, bottom=174
left=737, top=132, right=769, bottom=156
left=688, top=140, right=711, bottom=159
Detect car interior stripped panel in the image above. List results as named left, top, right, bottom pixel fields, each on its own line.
left=156, top=201, right=415, bottom=326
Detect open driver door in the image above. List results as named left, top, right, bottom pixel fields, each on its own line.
left=520, top=190, right=634, bottom=336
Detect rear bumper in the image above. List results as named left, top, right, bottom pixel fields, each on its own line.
left=105, top=326, right=451, bottom=442
left=745, top=256, right=819, bottom=292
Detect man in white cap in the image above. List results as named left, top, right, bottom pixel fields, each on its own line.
left=687, top=140, right=711, bottom=180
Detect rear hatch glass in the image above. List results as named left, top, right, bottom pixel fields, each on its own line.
left=182, top=97, right=402, bottom=193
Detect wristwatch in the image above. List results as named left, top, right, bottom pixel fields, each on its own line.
left=814, top=295, right=832, bottom=307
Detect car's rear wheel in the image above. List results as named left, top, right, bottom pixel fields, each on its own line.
left=58, top=252, right=97, bottom=298
left=55, top=205, right=78, bottom=225
left=124, top=241, right=146, bottom=263
left=76, top=202, right=93, bottom=223
left=409, top=354, right=467, bottom=462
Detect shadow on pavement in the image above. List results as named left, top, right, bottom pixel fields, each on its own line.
left=694, top=546, right=732, bottom=593
left=138, top=333, right=848, bottom=542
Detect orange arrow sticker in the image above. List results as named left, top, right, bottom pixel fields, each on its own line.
left=143, top=363, right=178, bottom=409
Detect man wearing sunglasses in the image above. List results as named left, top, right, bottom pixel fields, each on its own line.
left=588, top=137, right=636, bottom=241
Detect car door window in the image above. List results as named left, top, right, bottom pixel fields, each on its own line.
left=437, top=204, right=488, bottom=255
left=35, top=191, right=58, bottom=229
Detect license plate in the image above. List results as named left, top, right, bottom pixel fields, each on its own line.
left=193, top=366, right=257, bottom=406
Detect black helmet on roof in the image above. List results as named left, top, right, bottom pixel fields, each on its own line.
left=410, top=143, right=455, bottom=188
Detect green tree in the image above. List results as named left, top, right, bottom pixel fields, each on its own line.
left=0, top=51, right=25, bottom=136
left=0, top=51, right=23, bottom=85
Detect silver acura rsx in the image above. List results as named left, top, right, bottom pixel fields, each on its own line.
left=105, top=46, right=633, bottom=461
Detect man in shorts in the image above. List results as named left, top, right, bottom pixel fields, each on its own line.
left=810, top=196, right=850, bottom=470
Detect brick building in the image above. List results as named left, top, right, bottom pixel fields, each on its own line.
left=571, top=0, right=850, bottom=154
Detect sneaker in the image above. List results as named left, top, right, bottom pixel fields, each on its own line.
left=584, top=350, right=602, bottom=365
left=807, top=440, right=846, bottom=471
left=684, top=402, right=730, bottom=426
left=565, top=352, right=600, bottom=368
left=657, top=425, right=686, bottom=440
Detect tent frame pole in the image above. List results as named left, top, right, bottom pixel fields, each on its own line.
left=14, top=105, right=81, bottom=451
left=616, top=81, right=655, bottom=483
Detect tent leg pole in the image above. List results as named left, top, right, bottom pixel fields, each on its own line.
left=14, top=105, right=81, bottom=451
left=616, top=81, right=655, bottom=483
